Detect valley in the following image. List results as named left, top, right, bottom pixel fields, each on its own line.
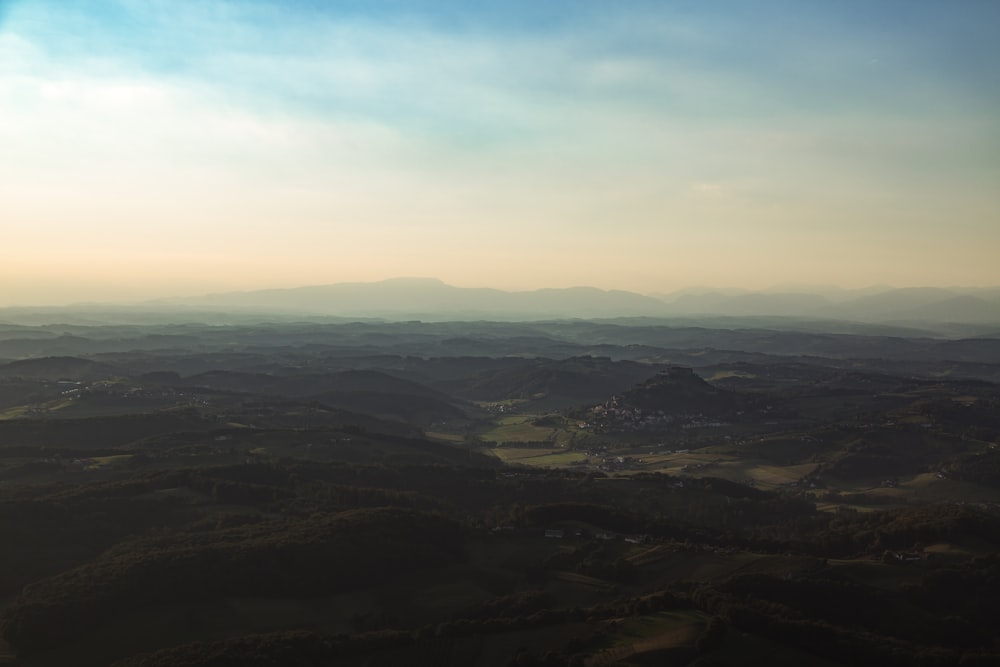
left=0, top=316, right=998, bottom=665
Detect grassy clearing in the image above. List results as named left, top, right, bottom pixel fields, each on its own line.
left=488, top=448, right=589, bottom=467
left=921, top=541, right=999, bottom=557
left=638, top=452, right=815, bottom=489
left=34, top=395, right=177, bottom=419
left=617, top=610, right=706, bottom=639
left=585, top=610, right=705, bottom=666
left=521, top=451, right=589, bottom=467
left=816, top=503, right=880, bottom=513
left=0, top=406, right=34, bottom=420
left=489, top=447, right=560, bottom=462
left=641, top=450, right=719, bottom=468
left=425, top=431, right=466, bottom=443
left=549, top=570, right=613, bottom=589
left=905, top=473, right=1000, bottom=503
left=706, top=370, right=756, bottom=381
left=92, top=454, right=133, bottom=467
left=627, top=544, right=677, bottom=567
left=0, top=396, right=84, bottom=419
left=643, top=450, right=818, bottom=488
left=480, top=414, right=556, bottom=443
left=743, top=462, right=816, bottom=486
left=853, top=473, right=1000, bottom=506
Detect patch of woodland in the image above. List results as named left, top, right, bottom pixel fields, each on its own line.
left=0, top=508, right=464, bottom=655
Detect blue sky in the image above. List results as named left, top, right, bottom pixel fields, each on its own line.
left=1, top=0, right=998, bottom=304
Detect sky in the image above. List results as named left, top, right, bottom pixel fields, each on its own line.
left=1, top=0, right=999, bottom=305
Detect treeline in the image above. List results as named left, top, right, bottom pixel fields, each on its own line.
left=942, top=449, right=1000, bottom=488
left=539, top=540, right=637, bottom=583
left=0, top=508, right=464, bottom=655
left=687, top=562, right=1000, bottom=666
left=0, top=462, right=461, bottom=597
left=0, top=408, right=213, bottom=448
left=920, top=555, right=1000, bottom=631
left=510, top=499, right=809, bottom=561
left=630, top=472, right=769, bottom=500
left=108, top=590, right=693, bottom=667
left=104, top=559, right=1000, bottom=667
left=0, top=492, right=196, bottom=596
left=744, top=503, right=1000, bottom=558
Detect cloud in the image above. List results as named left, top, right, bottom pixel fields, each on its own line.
left=1, top=0, right=998, bottom=302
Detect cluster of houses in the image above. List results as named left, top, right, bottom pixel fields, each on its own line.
left=594, top=455, right=643, bottom=472
left=589, top=397, right=668, bottom=431
left=680, top=419, right=729, bottom=430
left=48, top=379, right=205, bottom=406
left=482, top=402, right=514, bottom=415
left=585, top=396, right=714, bottom=434
left=583, top=388, right=745, bottom=435
left=69, top=458, right=113, bottom=471
left=881, top=550, right=924, bottom=563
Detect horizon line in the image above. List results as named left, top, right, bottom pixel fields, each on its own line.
left=2, top=277, right=1000, bottom=310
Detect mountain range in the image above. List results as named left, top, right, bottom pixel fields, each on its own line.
left=145, top=278, right=1000, bottom=325
left=3, top=278, right=999, bottom=328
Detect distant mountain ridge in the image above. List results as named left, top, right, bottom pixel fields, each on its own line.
left=145, top=278, right=1000, bottom=325
left=658, top=286, right=1000, bottom=323
left=149, top=277, right=670, bottom=320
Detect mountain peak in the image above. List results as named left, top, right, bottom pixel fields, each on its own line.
left=373, top=277, right=447, bottom=287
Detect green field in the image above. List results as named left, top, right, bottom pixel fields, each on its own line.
left=0, top=406, right=38, bottom=420
left=585, top=610, right=705, bottom=666
left=629, top=450, right=816, bottom=489
left=425, top=430, right=466, bottom=443
left=502, top=451, right=588, bottom=467
left=706, top=370, right=756, bottom=381
left=480, top=414, right=559, bottom=443
left=817, top=471, right=1000, bottom=510
left=869, top=473, right=1000, bottom=504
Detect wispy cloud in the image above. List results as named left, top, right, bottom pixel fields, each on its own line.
left=1, top=0, right=998, bottom=304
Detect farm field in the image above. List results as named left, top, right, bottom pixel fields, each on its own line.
left=583, top=610, right=706, bottom=666
left=479, top=414, right=575, bottom=446
left=489, top=448, right=586, bottom=467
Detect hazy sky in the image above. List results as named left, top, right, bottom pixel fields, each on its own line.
left=2, top=0, right=999, bottom=305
